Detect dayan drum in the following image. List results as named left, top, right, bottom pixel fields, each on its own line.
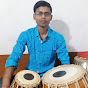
left=42, top=64, right=88, bottom=88
left=74, top=52, right=88, bottom=71
left=10, top=70, right=41, bottom=88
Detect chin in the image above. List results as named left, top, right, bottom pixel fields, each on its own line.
left=40, top=24, right=48, bottom=28
left=41, top=26, right=46, bottom=28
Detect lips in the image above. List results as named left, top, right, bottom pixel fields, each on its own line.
left=40, top=20, right=47, bottom=24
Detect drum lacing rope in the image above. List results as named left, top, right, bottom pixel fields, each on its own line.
left=82, top=76, right=88, bottom=88
left=75, top=82, right=78, bottom=88
left=16, top=84, right=18, bottom=88
left=86, top=73, right=88, bottom=81
left=65, top=84, right=69, bottom=88
left=76, top=80, right=80, bottom=88
left=84, top=73, right=88, bottom=87
left=42, top=80, right=69, bottom=88
left=48, top=84, right=50, bottom=88
left=42, top=81, right=55, bottom=88
left=42, top=81, right=44, bottom=88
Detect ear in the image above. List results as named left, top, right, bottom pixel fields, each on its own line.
left=33, top=14, right=36, bottom=20
left=50, top=15, right=53, bottom=21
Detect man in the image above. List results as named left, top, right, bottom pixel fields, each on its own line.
left=2, top=0, right=70, bottom=88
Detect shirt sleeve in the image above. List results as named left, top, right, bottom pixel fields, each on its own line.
left=56, top=35, right=70, bottom=65
left=5, top=31, right=27, bottom=69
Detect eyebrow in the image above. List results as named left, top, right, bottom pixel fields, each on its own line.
left=36, top=11, right=51, bottom=13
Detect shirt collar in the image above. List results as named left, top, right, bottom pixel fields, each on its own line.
left=47, top=26, right=51, bottom=37
left=35, top=26, right=39, bottom=37
left=35, top=25, right=51, bottom=37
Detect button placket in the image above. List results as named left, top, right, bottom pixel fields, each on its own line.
left=38, top=45, right=43, bottom=72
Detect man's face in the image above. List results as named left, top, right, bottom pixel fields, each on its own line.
left=33, top=6, right=52, bottom=28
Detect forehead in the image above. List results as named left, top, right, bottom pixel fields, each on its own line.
left=36, top=6, right=50, bottom=12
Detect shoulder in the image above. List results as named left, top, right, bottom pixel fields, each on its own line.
left=20, top=27, right=35, bottom=36
left=51, top=29, right=64, bottom=40
left=18, top=27, right=35, bottom=40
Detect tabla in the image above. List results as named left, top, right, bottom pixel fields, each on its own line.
left=74, top=52, right=88, bottom=72
left=42, top=64, right=88, bottom=88
left=10, top=70, right=41, bottom=88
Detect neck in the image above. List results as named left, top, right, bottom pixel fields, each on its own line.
left=38, top=26, right=48, bottom=35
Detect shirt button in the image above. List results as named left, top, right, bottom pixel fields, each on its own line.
left=40, top=52, right=42, bottom=54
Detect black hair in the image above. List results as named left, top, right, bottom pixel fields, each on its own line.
left=33, top=0, right=52, bottom=13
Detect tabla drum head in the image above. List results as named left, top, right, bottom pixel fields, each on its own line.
left=42, top=64, right=88, bottom=88
left=10, top=70, right=41, bottom=88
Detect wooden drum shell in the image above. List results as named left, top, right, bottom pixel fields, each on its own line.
left=10, top=70, right=41, bottom=88
left=42, top=65, right=88, bottom=88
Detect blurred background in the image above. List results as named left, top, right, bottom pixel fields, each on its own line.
left=0, top=0, right=88, bottom=55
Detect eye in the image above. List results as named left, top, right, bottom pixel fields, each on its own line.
left=35, top=12, right=51, bottom=16
left=45, top=12, right=51, bottom=16
left=35, top=12, right=43, bottom=15
left=38, top=12, right=43, bottom=15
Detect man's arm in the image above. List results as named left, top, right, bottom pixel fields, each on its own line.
left=2, top=31, right=28, bottom=88
left=56, top=35, right=70, bottom=65
left=2, top=66, right=14, bottom=88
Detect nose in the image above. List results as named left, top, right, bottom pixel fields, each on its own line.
left=41, top=14, right=46, bottom=18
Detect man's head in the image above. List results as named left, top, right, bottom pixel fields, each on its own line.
left=33, top=1, right=52, bottom=28
left=33, top=0, right=52, bottom=13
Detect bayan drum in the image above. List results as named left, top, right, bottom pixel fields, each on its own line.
left=42, top=64, right=88, bottom=88
left=74, top=52, right=88, bottom=71
left=10, top=70, right=41, bottom=88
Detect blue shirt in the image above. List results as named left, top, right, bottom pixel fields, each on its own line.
left=5, top=26, right=70, bottom=76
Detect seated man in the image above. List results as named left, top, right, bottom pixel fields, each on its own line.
left=2, top=1, right=70, bottom=88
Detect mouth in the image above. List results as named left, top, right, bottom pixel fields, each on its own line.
left=40, top=20, right=47, bottom=24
